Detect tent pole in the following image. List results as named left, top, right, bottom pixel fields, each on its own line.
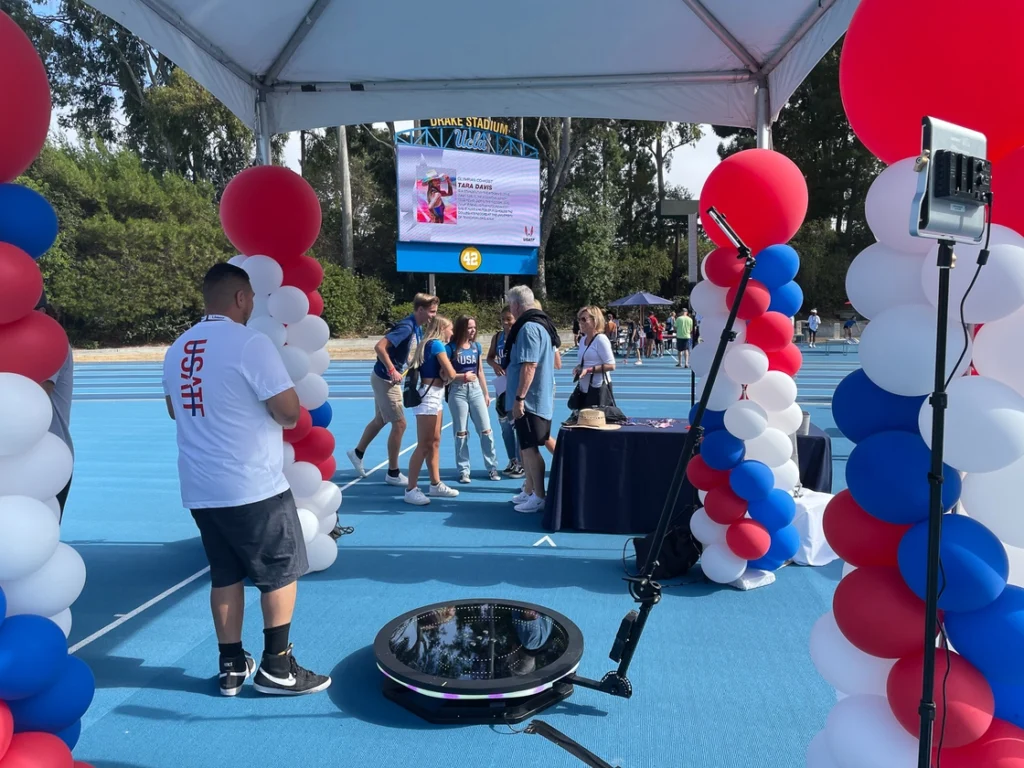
left=255, top=90, right=272, bottom=165
left=755, top=83, right=772, bottom=150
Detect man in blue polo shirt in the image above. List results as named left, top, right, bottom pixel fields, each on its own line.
left=347, top=293, right=439, bottom=484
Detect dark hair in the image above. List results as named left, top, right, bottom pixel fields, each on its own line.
left=452, top=314, right=475, bottom=347
left=202, top=262, right=252, bottom=308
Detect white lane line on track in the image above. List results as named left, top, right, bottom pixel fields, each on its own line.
left=69, top=422, right=453, bottom=653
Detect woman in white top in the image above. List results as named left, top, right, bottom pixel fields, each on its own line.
left=572, top=305, right=616, bottom=405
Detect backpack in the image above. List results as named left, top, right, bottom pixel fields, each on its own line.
left=403, top=365, right=423, bottom=407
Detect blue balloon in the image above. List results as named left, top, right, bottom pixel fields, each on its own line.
left=0, top=615, right=67, bottom=700
left=945, top=585, right=1024, bottom=686
left=729, top=460, right=775, bottom=502
left=846, top=430, right=962, bottom=525
left=898, top=514, right=1009, bottom=613
left=748, top=489, right=797, bottom=531
left=748, top=524, right=800, bottom=570
left=991, top=680, right=1024, bottom=730
left=690, top=404, right=726, bottom=432
left=0, top=585, right=6, bottom=630
left=10, top=655, right=95, bottom=733
left=751, top=244, right=800, bottom=289
left=309, top=401, right=333, bottom=429
left=56, top=719, right=81, bottom=751
left=768, top=281, right=804, bottom=318
left=699, top=430, right=745, bottom=471
left=0, top=184, right=58, bottom=259
left=832, top=369, right=927, bottom=444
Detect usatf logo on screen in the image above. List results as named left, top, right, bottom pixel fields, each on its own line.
left=459, top=247, right=482, bottom=272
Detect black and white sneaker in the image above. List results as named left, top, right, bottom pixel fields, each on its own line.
left=253, top=645, right=332, bottom=696
left=219, top=650, right=256, bottom=696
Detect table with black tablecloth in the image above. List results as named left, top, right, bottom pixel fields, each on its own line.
left=542, top=420, right=832, bottom=534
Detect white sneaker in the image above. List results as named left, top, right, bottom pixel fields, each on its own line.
left=510, top=490, right=530, bottom=505
left=404, top=487, right=430, bottom=506
left=515, top=495, right=546, bottom=514
left=347, top=449, right=366, bottom=477
left=458, top=472, right=472, bottom=484
left=488, top=469, right=501, bottom=481
left=429, top=482, right=459, bottom=498
left=385, top=472, right=408, bottom=486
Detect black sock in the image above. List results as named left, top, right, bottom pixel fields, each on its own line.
left=219, top=641, right=243, bottom=659
left=354, top=448, right=364, bottom=459
left=264, top=623, right=291, bottom=656
left=387, top=468, right=400, bottom=477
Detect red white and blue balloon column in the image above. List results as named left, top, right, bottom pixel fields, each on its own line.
left=0, top=11, right=96, bottom=768
left=218, top=166, right=342, bottom=574
left=686, top=148, right=810, bottom=586
left=807, top=0, right=1024, bottom=765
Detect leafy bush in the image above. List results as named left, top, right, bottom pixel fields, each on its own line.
left=388, top=299, right=577, bottom=336
left=319, top=262, right=394, bottom=337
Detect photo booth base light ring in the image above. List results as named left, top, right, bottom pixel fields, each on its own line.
left=373, top=598, right=584, bottom=725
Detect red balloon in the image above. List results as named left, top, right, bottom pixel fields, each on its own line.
left=725, top=519, right=771, bottom=560
left=832, top=566, right=938, bottom=659
left=725, top=280, right=771, bottom=321
left=293, top=426, right=335, bottom=464
left=840, top=0, right=1024, bottom=166
left=0, top=13, right=52, bottom=184
left=317, top=455, right=337, bottom=482
left=887, top=650, right=994, bottom=749
left=699, top=149, right=808, bottom=254
left=283, top=408, right=312, bottom=444
left=992, top=148, right=1024, bottom=238
left=0, top=732, right=72, bottom=768
left=73, top=764, right=96, bottom=768
left=941, top=718, right=1024, bottom=768
left=823, top=490, right=911, bottom=568
left=219, top=166, right=322, bottom=262
left=704, top=486, right=748, bottom=525
left=281, top=255, right=324, bottom=293
left=307, top=291, right=324, bottom=317
left=0, top=701, right=11, bottom=760
left=686, top=454, right=730, bottom=491
left=766, top=343, right=802, bottom=377
left=703, top=247, right=744, bottom=288
left=0, top=244, right=43, bottom=324
left=745, top=312, right=794, bottom=353
left=0, top=312, right=68, bottom=383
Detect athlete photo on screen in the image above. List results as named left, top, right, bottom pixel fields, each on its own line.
left=416, top=169, right=456, bottom=224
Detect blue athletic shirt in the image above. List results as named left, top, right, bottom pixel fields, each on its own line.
left=446, top=342, right=482, bottom=374
left=418, top=339, right=447, bottom=381
left=373, top=314, right=421, bottom=380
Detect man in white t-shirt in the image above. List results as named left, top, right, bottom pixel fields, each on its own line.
left=162, top=263, right=331, bottom=698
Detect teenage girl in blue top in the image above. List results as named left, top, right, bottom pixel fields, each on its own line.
left=446, top=315, right=500, bottom=483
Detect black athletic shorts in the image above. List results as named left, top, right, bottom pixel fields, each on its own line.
left=677, top=338, right=692, bottom=351
left=514, top=411, right=552, bottom=451
left=190, top=489, right=308, bottom=593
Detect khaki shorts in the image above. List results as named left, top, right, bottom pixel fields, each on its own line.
left=371, top=372, right=406, bottom=424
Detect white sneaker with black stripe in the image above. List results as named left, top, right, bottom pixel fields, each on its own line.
left=253, top=645, right=331, bottom=696
left=219, top=650, right=256, bottom=696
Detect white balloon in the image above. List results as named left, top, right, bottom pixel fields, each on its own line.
left=306, top=534, right=338, bottom=573
left=294, top=373, right=329, bottom=410
left=247, top=316, right=287, bottom=348
left=297, top=508, right=319, bottom=545
left=279, top=345, right=311, bottom=383
left=1007, top=543, right=1024, bottom=589
left=700, top=314, right=746, bottom=346
left=250, top=294, right=271, bottom=319
left=689, top=341, right=720, bottom=378
left=0, top=433, right=73, bottom=501
left=689, top=280, right=729, bottom=318
left=0, top=496, right=61, bottom=580
left=283, top=441, right=296, bottom=465
left=846, top=243, right=928, bottom=320
left=810, top=612, right=896, bottom=697
left=767, top=403, right=804, bottom=435
left=842, top=561, right=857, bottom=578
left=724, top=400, right=768, bottom=440
left=287, top=315, right=331, bottom=353
left=308, top=347, right=331, bottom=376
left=285, top=461, right=322, bottom=499
left=921, top=240, right=1024, bottom=324
left=806, top=730, right=840, bottom=768
left=919, top=375, right=1024, bottom=473
left=317, top=511, right=337, bottom=535
left=700, top=544, right=748, bottom=584
left=694, top=375, right=743, bottom=412
left=0, top=374, right=53, bottom=457
left=312, top=481, right=342, bottom=517
left=41, top=497, right=61, bottom=521
left=772, top=460, right=800, bottom=491
left=746, top=371, right=798, bottom=413
left=865, top=157, right=933, bottom=254
left=1, top=542, right=86, bottom=617
left=268, top=286, right=311, bottom=326
left=974, top=306, right=1024, bottom=396
left=825, top=695, right=919, bottom=768
left=293, top=496, right=322, bottom=518
left=48, top=607, right=72, bottom=639
left=697, top=489, right=708, bottom=503
left=961, top=452, right=1024, bottom=547
left=690, top=507, right=727, bottom=546
left=723, top=343, right=769, bottom=385
left=744, top=427, right=793, bottom=468
left=242, top=255, right=284, bottom=294
left=227, top=254, right=248, bottom=267
left=859, top=303, right=972, bottom=397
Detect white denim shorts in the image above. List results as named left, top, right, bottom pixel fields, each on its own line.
left=411, top=384, right=444, bottom=416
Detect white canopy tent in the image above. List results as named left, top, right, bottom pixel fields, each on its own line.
left=81, top=0, right=859, bottom=163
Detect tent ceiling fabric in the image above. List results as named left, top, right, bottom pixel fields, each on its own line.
left=82, top=0, right=859, bottom=135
